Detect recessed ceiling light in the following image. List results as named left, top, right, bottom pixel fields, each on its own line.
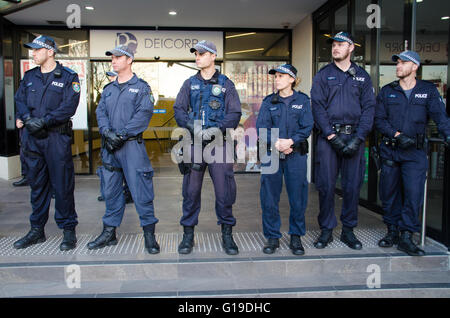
left=416, top=0, right=423, bottom=3
left=442, top=16, right=450, bottom=20
left=169, top=11, right=177, bottom=16
left=85, top=6, right=94, bottom=10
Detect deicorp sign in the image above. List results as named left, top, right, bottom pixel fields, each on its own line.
left=90, top=30, right=223, bottom=60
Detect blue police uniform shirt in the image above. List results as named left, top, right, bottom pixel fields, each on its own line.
left=256, top=90, right=314, bottom=149
left=375, top=79, right=450, bottom=139
left=15, top=62, right=81, bottom=126
left=96, top=74, right=154, bottom=138
left=311, top=62, right=376, bottom=140
left=173, top=70, right=241, bottom=131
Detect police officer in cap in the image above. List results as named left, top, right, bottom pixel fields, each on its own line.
left=173, top=40, right=242, bottom=255
left=13, top=35, right=80, bottom=251
left=311, top=32, right=376, bottom=250
left=375, top=50, right=450, bottom=256
left=256, top=64, right=313, bottom=255
left=88, top=44, right=160, bottom=254
left=96, top=70, right=133, bottom=205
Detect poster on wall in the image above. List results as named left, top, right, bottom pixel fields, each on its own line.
left=20, top=59, right=88, bottom=130
left=225, top=61, right=285, bottom=173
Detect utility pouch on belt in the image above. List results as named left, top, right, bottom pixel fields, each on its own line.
left=297, top=139, right=309, bottom=155
left=416, top=134, right=425, bottom=150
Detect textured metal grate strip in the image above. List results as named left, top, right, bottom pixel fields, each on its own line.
left=0, top=228, right=413, bottom=257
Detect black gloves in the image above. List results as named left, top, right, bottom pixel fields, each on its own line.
left=103, top=129, right=125, bottom=153
left=395, top=133, right=415, bottom=150
left=328, top=135, right=347, bottom=156
left=342, top=137, right=363, bottom=158
left=24, top=117, right=48, bottom=139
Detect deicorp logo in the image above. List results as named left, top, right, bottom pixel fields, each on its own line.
left=115, top=32, right=138, bottom=55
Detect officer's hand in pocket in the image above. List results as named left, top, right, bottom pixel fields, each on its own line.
left=328, top=135, right=347, bottom=156
left=395, top=133, right=415, bottom=150
left=342, top=137, right=362, bottom=158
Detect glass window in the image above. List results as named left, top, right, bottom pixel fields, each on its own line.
left=224, top=61, right=286, bottom=172
left=20, top=29, right=88, bottom=58
left=315, top=16, right=332, bottom=72
left=225, top=32, right=289, bottom=60
left=379, top=0, right=406, bottom=88
left=416, top=0, right=450, bottom=231
left=335, top=4, right=348, bottom=32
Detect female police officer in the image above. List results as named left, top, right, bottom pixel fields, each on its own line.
left=256, top=64, right=313, bottom=255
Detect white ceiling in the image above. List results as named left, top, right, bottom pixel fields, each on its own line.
left=4, top=0, right=327, bottom=29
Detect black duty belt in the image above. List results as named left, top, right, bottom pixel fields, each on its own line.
left=332, top=124, right=355, bottom=135
left=47, top=121, right=72, bottom=136
left=382, top=136, right=398, bottom=147
left=126, top=133, right=143, bottom=143
left=103, top=163, right=123, bottom=172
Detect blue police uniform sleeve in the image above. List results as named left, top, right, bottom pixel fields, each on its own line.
left=173, top=79, right=191, bottom=128
left=291, top=95, right=314, bottom=145
left=426, top=86, right=450, bottom=138
left=218, top=80, right=242, bottom=131
left=355, top=74, right=376, bottom=140
left=311, top=72, right=334, bottom=137
left=14, top=76, right=31, bottom=121
left=122, top=83, right=154, bottom=137
left=43, top=72, right=80, bottom=126
left=374, top=87, right=397, bottom=138
left=96, top=86, right=111, bottom=135
left=256, top=97, right=272, bottom=147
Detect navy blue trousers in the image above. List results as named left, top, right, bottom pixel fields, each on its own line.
left=22, top=130, right=77, bottom=230
left=314, top=135, right=366, bottom=230
left=379, top=144, right=427, bottom=233
left=260, top=152, right=308, bottom=239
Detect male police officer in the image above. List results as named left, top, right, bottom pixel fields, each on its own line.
left=96, top=70, right=133, bottom=205
left=311, top=32, right=376, bottom=250
left=375, top=50, right=450, bottom=256
left=173, top=40, right=242, bottom=255
left=88, top=44, right=160, bottom=254
left=14, top=35, right=80, bottom=251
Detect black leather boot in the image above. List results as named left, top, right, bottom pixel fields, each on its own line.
left=178, top=226, right=195, bottom=254
left=378, top=224, right=399, bottom=248
left=398, top=230, right=425, bottom=256
left=263, top=238, right=280, bottom=254
left=13, top=227, right=46, bottom=249
left=290, top=235, right=305, bottom=255
left=60, top=229, right=77, bottom=251
left=340, top=226, right=362, bottom=250
left=314, top=229, right=333, bottom=249
left=87, top=225, right=118, bottom=250
left=143, top=224, right=160, bottom=254
left=12, top=176, right=28, bottom=187
left=221, top=224, right=239, bottom=255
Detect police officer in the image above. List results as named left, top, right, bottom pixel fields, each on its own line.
left=173, top=40, right=242, bottom=255
left=256, top=64, right=313, bottom=255
left=88, top=45, right=160, bottom=254
left=13, top=35, right=80, bottom=251
left=311, top=32, right=376, bottom=250
left=96, top=70, right=133, bottom=205
left=375, top=50, right=450, bottom=256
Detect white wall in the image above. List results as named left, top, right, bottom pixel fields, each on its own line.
left=0, top=155, right=21, bottom=180
left=292, top=14, right=314, bottom=182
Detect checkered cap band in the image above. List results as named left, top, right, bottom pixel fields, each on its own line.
left=32, top=37, right=57, bottom=51
left=277, top=66, right=296, bottom=79
left=115, top=47, right=133, bottom=58
left=334, top=33, right=353, bottom=45
left=399, top=51, right=420, bottom=65
left=196, top=42, right=217, bottom=54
